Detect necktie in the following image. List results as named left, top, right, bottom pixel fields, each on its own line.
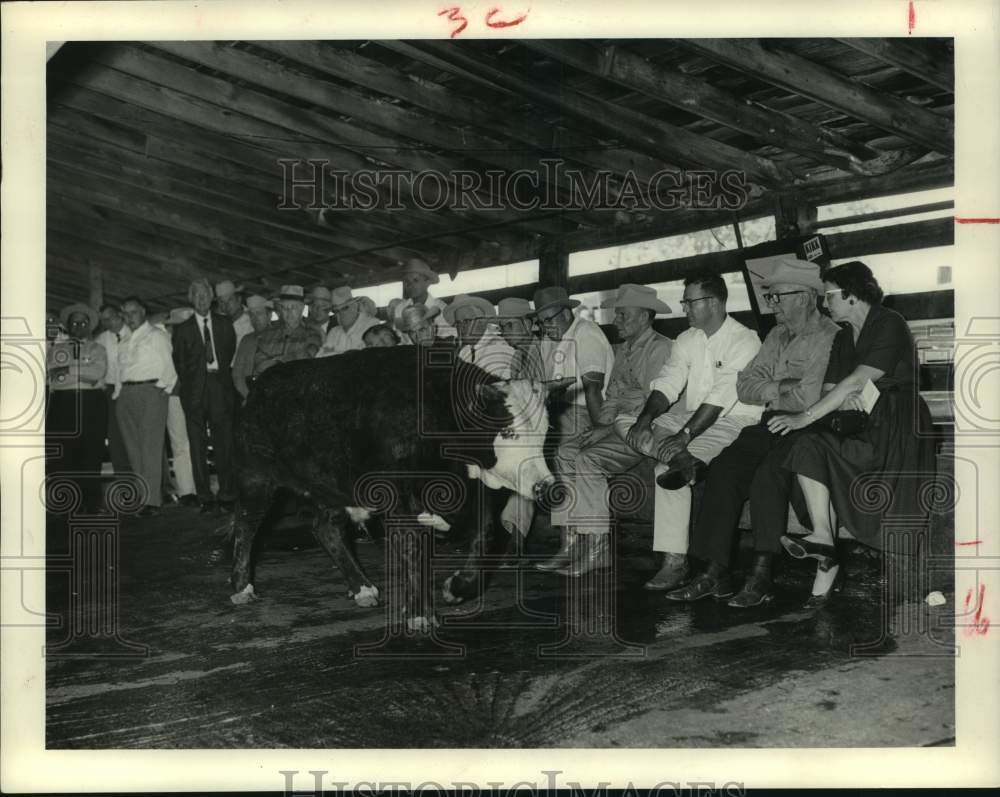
left=115, top=332, right=121, bottom=343
left=204, top=318, right=215, bottom=365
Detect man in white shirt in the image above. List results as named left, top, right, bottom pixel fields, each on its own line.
left=96, top=303, right=131, bottom=474
left=115, top=296, right=178, bottom=516
left=389, top=258, right=454, bottom=342
left=216, top=280, right=253, bottom=348
left=444, top=294, right=516, bottom=378
left=624, top=273, right=762, bottom=591
left=316, top=287, right=381, bottom=357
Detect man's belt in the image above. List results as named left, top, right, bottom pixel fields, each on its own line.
left=122, top=379, right=157, bottom=385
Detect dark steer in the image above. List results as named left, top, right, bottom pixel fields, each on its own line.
left=228, top=345, right=558, bottom=630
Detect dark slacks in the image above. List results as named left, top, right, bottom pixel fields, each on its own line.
left=105, top=386, right=131, bottom=473
left=184, top=372, right=236, bottom=503
left=689, top=422, right=802, bottom=568
left=47, top=389, right=108, bottom=510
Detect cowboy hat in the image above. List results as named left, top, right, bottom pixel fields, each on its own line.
left=402, top=258, right=440, bottom=284
left=245, top=295, right=273, bottom=311
left=527, top=286, right=580, bottom=318
left=398, top=303, right=441, bottom=332
left=752, top=256, right=825, bottom=292
left=443, top=294, right=496, bottom=325
left=164, top=306, right=196, bottom=326
left=330, top=286, right=361, bottom=310
left=600, top=283, right=672, bottom=313
left=306, top=286, right=332, bottom=305
left=497, top=297, right=533, bottom=317
left=58, top=303, right=99, bottom=331
left=276, top=285, right=306, bottom=302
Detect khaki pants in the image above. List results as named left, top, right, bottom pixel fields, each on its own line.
left=116, top=383, right=169, bottom=507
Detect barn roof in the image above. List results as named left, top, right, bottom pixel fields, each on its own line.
left=46, top=38, right=955, bottom=311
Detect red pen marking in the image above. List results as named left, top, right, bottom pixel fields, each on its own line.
left=956, top=539, right=983, bottom=546
left=955, top=218, right=1000, bottom=224
left=963, top=585, right=990, bottom=636
left=438, top=7, right=469, bottom=38
left=907, top=0, right=916, bottom=34
left=485, top=6, right=530, bottom=28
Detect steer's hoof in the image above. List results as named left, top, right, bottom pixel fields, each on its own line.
left=407, top=615, right=439, bottom=633
left=229, top=583, right=258, bottom=605
left=442, top=571, right=465, bottom=605
left=352, top=584, right=380, bottom=608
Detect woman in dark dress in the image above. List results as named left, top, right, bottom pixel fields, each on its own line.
left=765, top=261, right=936, bottom=606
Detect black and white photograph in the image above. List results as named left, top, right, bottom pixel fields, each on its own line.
left=2, top=0, right=998, bottom=792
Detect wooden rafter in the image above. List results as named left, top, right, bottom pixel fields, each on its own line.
left=837, top=38, right=954, bottom=94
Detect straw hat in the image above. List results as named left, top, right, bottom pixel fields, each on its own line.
left=399, top=304, right=441, bottom=332
left=527, top=287, right=580, bottom=317
left=59, top=303, right=99, bottom=331
left=306, top=286, right=332, bottom=305
left=276, top=285, right=306, bottom=302
left=497, top=297, right=533, bottom=317
left=752, top=257, right=824, bottom=292
left=402, top=258, right=440, bottom=284
left=443, top=294, right=496, bottom=324
left=599, top=283, right=672, bottom=313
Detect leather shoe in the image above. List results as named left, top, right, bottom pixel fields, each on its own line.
left=664, top=571, right=734, bottom=602
left=656, top=453, right=707, bottom=490
left=643, top=553, right=689, bottom=590
left=780, top=534, right=836, bottom=562
left=179, top=494, right=200, bottom=508
left=535, top=529, right=577, bottom=572
left=556, top=533, right=610, bottom=577
left=727, top=575, right=775, bottom=608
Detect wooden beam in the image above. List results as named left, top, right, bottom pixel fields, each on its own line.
left=382, top=41, right=798, bottom=188
left=815, top=200, right=954, bottom=229
left=257, top=40, right=677, bottom=187
left=88, top=264, right=103, bottom=309
left=683, top=39, right=953, bottom=153
left=838, top=38, right=954, bottom=94
left=520, top=40, right=892, bottom=175
left=826, top=216, right=953, bottom=258
left=568, top=249, right=743, bottom=295
left=68, top=45, right=569, bottom=239
left=147, top=41, right=613, bottom=227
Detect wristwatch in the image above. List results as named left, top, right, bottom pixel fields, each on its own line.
left=682, top=426, right=693, bottom=440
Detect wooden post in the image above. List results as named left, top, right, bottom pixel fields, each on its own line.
left=774, top=195, right=818, bottom=240
left=88, top=262, right=104, bottom=309
left=538, top=240, right=568, bottom=289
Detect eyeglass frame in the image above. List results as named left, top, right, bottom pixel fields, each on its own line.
left=678, top=296, right=716, bottom=309
left=761, top=290, right=808, bottom=304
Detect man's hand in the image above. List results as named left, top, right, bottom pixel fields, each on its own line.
left=656, top=432, right=688, bottom=464
left=625, top=420, right=654, bottom=455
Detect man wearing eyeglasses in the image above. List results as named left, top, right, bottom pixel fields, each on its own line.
left=666, top=257, right=841, bottom=606
left=624, top=272, right=763, bottom=591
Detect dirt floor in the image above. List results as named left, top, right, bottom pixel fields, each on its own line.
left=45, top=503, right=955, bottom=748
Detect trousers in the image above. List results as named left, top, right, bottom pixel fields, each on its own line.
left=166, top=396, right=196, bottom=497
left=116, top=383, right=169, bottom=507
left=688, top=422, right=803, bottom=567
left=46, top=388, right=107, bottom=510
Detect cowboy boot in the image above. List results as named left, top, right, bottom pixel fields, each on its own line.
left=643, top=552, right=690, bottom=590
left=557, top=532, right=611, bottom=577
left=534, top=527, right=578, bottom=572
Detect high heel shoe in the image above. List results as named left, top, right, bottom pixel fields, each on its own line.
left=780, top=534, right=836, bottom=562
left=803, top=557, right=846, bottom=608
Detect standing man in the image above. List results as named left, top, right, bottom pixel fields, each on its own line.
left=47, top=303, right=108, bottom=513
left=305, top=285, right=335, bottom=337
left=669, top=258, right=841, bottom=606
left=215, top=280, right=252, bottom=348
left=231, top=295, right=274, bottom=402
left=623, top=273, right=762, bottom=591
left=115, top=297, right=176, bottom=516
left=541, top=284, right=674, bottom=575
left=95, top=303, right=131, bottom=475
left=253, top=285, right=323, bottom=375
left=444, top=294, right=515, bottom=378
left=316, top=287, right=381, bottom=356
left=158, top=308, right=198, bottom=507
left=389, top=258, right=453, bottom=342
left=497, top=296, right=545, bottom=381
left=173, top=278, right=238, bottom=513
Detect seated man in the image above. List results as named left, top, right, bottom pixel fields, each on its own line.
left=623, top=273, right=763, bottom=590
left=667, top=257, right=840, bottom=606
left=362, top=323, right=400, bottom=348
left=544, top=284, right=673, bottom=576
left=523, top=287, right=614, bottom=566
left=444, top=294, right=515, bottom=378
left=497, top=296, right=545, bottom=381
